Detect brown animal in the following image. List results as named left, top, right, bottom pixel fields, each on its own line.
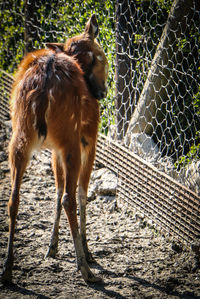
left=2, top=15, right=108, bottom=284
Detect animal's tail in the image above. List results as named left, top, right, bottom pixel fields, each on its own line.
left=31, top=88, right=49, bottom=139
left=14, top=53, right=55, bottom=140
left=31, top=54, right=55, bottom=139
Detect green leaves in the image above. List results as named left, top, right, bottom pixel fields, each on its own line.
left=1, top=0, right=116, bottom=134
left=1, top=0, right=115, bottom=73
left=193, top=84, right=200, bottom=115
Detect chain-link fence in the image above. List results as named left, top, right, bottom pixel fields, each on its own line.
left=114, top=0, right=200, bottom=196
left=0, top=0, right=200, bottom=243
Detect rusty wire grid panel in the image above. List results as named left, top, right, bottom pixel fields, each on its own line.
left=96, top=134, right=200, bottom=244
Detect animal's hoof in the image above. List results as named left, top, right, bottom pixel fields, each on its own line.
left=79, top=263, right=103, bottom=284
left=85, top=251, right=96, bottom=264
left=86, top=274, right=103, bottom=284
left=45, top=246, right=57, bottom=258
left=1, top=268, right=12, bottom=286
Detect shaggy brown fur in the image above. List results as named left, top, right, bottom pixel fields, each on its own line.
left=2, top=15, right=108, bottom=284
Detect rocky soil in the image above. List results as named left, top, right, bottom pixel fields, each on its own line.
left=0, top=124, right=200, bottom=298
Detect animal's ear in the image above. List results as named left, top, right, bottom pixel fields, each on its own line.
left=45, top=43, right=65, bottom=53
left=85, top=14, right=98, bottom=40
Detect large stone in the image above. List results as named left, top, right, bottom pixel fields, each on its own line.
left=126, top=133, right=159, bottom=158
left=98, top=169, right=117, bottom=196
left=185, top=161, right=200, bottom=195
left=88, top=167, right=117, bottom=200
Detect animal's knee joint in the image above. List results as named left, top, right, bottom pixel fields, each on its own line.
left=61, top=193, right=70, bottom=209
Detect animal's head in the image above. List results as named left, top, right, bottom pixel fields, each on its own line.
left=46, top=15, right=108, bottom=100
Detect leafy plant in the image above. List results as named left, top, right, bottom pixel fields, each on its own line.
left=0, top=0, right=116, bottom=133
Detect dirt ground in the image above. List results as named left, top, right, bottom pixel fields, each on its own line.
left=0, top=125, right=200, bottom=299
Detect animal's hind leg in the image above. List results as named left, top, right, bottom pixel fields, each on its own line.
left=78, top=143, right=96, bottom=263
left=2, top=136, right=30, bottom=284
left=46, top=150, right=63, bottom=258
left=61, top=144, right=101, bottom=282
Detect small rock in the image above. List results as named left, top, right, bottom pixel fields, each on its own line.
left=0, top=134, right=7, bottom=143
left=0, top=151, right=7, bottom=162
left=172, top=242, right=183, bottom=253
left=185, top=161, right=200, bottom=195
left=98, top=169, right=117, bottom=196
left=90, top=168, right=107, bottom=181
left=87, top=184, right=97, bottom=201
left=191, top=243, right=200, bottom=255
left=4, top=120, right=12, bottom=136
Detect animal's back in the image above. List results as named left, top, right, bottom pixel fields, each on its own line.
left=11, top=49, right=89, bottom=150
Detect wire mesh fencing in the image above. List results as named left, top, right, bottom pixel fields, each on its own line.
left=96, top=134, right=200, bottom=243
left=0, top=0, right=200, bottom=243
left=114, top=0, right=200, bottom=196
